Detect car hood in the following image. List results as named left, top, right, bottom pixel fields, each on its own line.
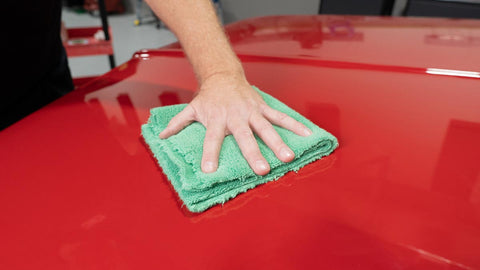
left=0, top=15, right=479, bottom=269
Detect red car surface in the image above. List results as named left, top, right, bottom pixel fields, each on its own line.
left=1, top=15, right=479, bottom=269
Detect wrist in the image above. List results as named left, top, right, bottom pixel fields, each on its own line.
left=199, top=66, right=246, bottom=86
left=197, top=53, right=244, bottom=80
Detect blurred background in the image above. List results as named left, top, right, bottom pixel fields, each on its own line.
left=62, top=0, right=480, bottom=79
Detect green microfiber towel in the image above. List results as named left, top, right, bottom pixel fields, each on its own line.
left=141, top=86, right=339, bottom=212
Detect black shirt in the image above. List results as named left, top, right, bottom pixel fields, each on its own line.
left=2, top=0, right=74, bottom=130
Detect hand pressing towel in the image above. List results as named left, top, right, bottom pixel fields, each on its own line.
left=141, top=86, right=338, bottom=212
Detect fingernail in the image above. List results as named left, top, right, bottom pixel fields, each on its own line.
left=255, top=160, right=269, bottom=173
left=203, top=161, right=216, bottom=173
left=280, top=147, right=294, bottom=160
left=303, top=128, right=313, bottom=136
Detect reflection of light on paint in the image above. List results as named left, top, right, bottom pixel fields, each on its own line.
left=404, top=245, right=473, bottom=270
left=139, top=53, right=150, bottom=59
left=81, top=214, right=106, bottom=230
left=426, top=68, right=480, bottom=78
left=438, top=35, right=465, bottom=41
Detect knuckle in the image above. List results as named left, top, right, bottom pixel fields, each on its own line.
left=251, top=117, right=271, bottom=135
left=204, top=132, right=216, bottom=141
left=242, top=143, right=260, bottom=157
left=269, top=136, right=284, bottom=148
left=248, top=151, right=263, bottom=162
left=258, top=103, right=270, bottom=115
left=296, top=121, right=307, bottom=130
left=254, top=124, right=267, bottom=134
left=277, top=142, right=289, bottom=152
left=276, top=111, right=289, bottom=122
left=184, top=104, right=197, bottom=118
left=166, top=120, right=179, bottom=130
left=257, top=120, right=272, bottom=132
left=237, top=128, right=253, bottom=138
left=264, top=134, right=283, bottom=151
left=204, top=130, right=221, bottom=141
left=207, top=111, right=224, bottom=123
left=202, top=155, right=216, bottom=165
left=204, top=106, right=227, bottom=124
left=246, top=99, right=259, bottom=110
left=201, top=151, right=212, bottom=161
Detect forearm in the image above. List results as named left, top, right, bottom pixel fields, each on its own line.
left=147, top=1, right=311, bottom=175
left=145, top=0, right=244, bottom=84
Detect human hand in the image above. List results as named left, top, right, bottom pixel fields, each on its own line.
left=159, top=72, right=312, bottom=175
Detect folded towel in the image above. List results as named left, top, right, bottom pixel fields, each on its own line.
left=141, top=86, right=339, bottom=212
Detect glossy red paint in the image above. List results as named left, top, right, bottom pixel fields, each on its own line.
left=1, top=15, right=480, bottom=269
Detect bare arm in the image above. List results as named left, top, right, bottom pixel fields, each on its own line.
left=146, top=0, right=312, bottom=175
left=146, top=0, right=241, bottom=82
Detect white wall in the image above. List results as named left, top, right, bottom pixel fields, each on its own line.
left=219, top=0, right=408, bottom=23
left=220, top=0, right=320, bottom=24
left=126, top=0, right=408, bottom=24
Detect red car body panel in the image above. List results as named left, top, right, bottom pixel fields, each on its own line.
left=1, top=15, right=479, bottom=269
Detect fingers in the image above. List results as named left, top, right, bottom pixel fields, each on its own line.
left=230, top=121, right=270, bottom=176
left=159, top=101, right=310, bottom=177
left=262, top=106, right=312, bottom=137
left=250, top=114, right=295, bottom=163
left=159, top=105, right=195, bottom=139
left=201, top=122, right=226, bottom=173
